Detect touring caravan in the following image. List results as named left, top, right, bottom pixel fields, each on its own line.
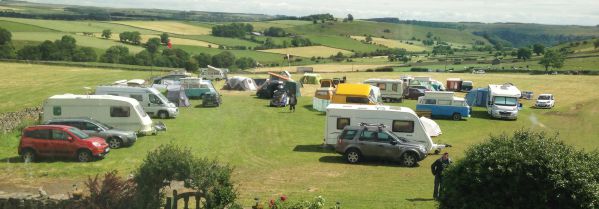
left=331, top=84, right=382, bottom=105
left=416, top=91, right=470, bottom=120
left=42, top=94, right=157, bottom=135
left=95, top=86, right=179, bottom=119
left=363, top=79, right=404, bottom=102
left=324, top=104, right=449, bottom=153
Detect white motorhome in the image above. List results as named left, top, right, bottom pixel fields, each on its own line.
left=324, top=104, right=449, bottom=153
left=42, top=94, right=156, bottom=135
left=487, top=83, right=522, bottom=120
left=200, top=65, right=226, bottom=81
left=95, top=86, right=179, bottom=119
left=363, top=79, right=404, bottom=102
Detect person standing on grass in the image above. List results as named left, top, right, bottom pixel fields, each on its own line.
left=431, top=152, right=452, bottom=200
left=289, top=93, right=297, bottom=112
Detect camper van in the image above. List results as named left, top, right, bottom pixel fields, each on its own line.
left=363, top=79, right=404, bottom=102
left=331, top=84, right=382, bottom=105
left=487, top=84, right=522, bottom=120
left=42, top=94, right=156, bottom=135
left=324, top=104, right=449, bottom=153
left=416, top=91, right=470, bottom=120
left=180, top=78, right=217, bottom=99
left=95, top=86, right=179, bottom=119
left=200, top=65, right=226, bottom=81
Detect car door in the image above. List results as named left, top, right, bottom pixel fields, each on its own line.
left=357, top=130, right=379, bottom=157
left=50, top=129, right=76, bottom=157
left=30, top=129, right=53, bottom=156
left=374, top=132, right=401, bottom=160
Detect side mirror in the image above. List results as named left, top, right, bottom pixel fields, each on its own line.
left=96, top=127, right=103, bottom=132
left=390, top=140, right=398, bottom=145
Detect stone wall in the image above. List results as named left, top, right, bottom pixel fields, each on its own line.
left=0, top=107, right=41, bottom=133
left=0, top=193, right=82, bottom=209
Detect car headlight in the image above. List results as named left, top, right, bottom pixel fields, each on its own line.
left=92, top=142, right=102, bottom=147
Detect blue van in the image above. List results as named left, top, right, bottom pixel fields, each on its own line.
left=416, top=91, right=470, bottom=120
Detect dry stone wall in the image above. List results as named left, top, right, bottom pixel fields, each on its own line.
left=0, top=107, right=41, bottom=133
left=0, top=193, right=82, bottom=209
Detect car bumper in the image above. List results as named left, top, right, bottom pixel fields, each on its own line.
left=94, top=147, right=110, bottom=157
left=492, top=111, right=518, bottom=119
left=535, top=104, right=552, bottom=108
left=169, top=108, right=179, bottom=117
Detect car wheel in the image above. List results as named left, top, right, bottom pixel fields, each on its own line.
left=345, top=149, right=361, bottom=164
left=401, top=152, right=418, bottom=167
left=77, top=150, right=92, bottom=162
left=452, top=113, right=462, bottom=121
left=108, top=138, right=122, bottom=149
left=22, top=149, right=35, bottom=163
left=158, top=111, right=168, bottom=119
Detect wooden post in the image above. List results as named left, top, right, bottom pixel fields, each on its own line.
left=173, top=190, right=178, bottom=209
left=165, top=197, right=172, bottom=209
left=195, top=192, right=200, bottom=209
left=183, top=195, right=189, bottom=209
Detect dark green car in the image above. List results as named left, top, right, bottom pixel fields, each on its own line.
left=202, top=92, right=222, bottom=107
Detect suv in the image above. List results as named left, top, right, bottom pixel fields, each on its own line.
left=19, top=125, right=110, bottom=162
left=335, top=124, right=428, bottom=167
left=43, top=118, right=137, bottom=149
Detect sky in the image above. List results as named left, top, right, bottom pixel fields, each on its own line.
left=30, top=0, right=599, bottom=26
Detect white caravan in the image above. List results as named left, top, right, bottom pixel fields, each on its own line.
left=324, top=104, right=449, bottom=153
left=487, top=83, right=522, bottom=120
left=363, top=79, right=404, bottom=102
left=200, top=65, right=226, bottom=81
left=95, top=86, right=179, bottom=119
left=42, top=94, right=156, bottom=135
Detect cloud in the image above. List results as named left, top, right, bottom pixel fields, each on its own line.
left=28, top=0, right=599, bottom=25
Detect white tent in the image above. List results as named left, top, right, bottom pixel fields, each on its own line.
left=222, top=76, right=257, bottom=91
left=420, top=117, right=442, bottom=137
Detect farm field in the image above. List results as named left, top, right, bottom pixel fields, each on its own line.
left=1, top=63, right=598, bottom=208
left=259, top=46, right=352, bottom=58
left=0, top=17, right=156, bottom=34
left=304, top=35, right=387, bottom=52
left=246, top=20, right=312, bottom=31
left=350, top=35, right=427, bottom=52
left=250, top=64, right=393, bottom=73
left=111, top=21, right=211, bottom=35
left=11, top=32, right=145, bottom=53
left=175, top=45, right=289, bottom=65
left=92, top=33, right=219, bottom=48
left=182, top=35, right=260, bottom=48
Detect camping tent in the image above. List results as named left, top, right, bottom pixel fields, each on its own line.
left=166, top=86, right=191, bottom=107
left=222, top=76, right=257, bottom=91
left=420, top=117, right=442, bottom=137
left=299, top=73, right=322, bottom=84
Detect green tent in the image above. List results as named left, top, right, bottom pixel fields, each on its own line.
left=299, top=73, right=322, bottom=85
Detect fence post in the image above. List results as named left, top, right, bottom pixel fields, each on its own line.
left=164, top=197, right=172, bottom=209
left=173, top=190, right=178, bottom=209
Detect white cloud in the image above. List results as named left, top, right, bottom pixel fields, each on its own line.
left=29, top=0, right=599, bottom=25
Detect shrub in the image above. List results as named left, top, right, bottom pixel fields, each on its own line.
left=410, top=67, right=428, bottom=72
left=439, top=130, right=599, bottom=209
left=374, top=67, right=393, bottom=72
left=82, top=170, right=136, bottom=209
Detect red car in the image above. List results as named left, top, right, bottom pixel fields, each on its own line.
left=18, top=125, right=110, bottom=162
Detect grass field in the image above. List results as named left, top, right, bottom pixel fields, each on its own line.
left=182, top=35, right=260, bottom=48
left=0, top=17, right=156, bottom=34
left=350, top=35, right=427, bottom=52
left=112, top=21, right=211, bottom=35
left=250, top=64, right=394, bottom=73
left=246, top=20, right=312, bottom=31
left=11, top=32, right=145, bottom=53
left=175, top=45, right=290, bottom=65
left=0, top=20, right=55, bottom=32
left=0, top=63, right=598, bottom=208
left=92, top=33, right=219, bottom=48
left=259, top=46, right=352, bottom=58
left=0, top=5, right=21, bottom=10
left=303, top=35, right=387, bottom=53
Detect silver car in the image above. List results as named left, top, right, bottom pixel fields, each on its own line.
left=335, top=124, right=427, bottom=167
left=43, top=118, right=137, bottom=149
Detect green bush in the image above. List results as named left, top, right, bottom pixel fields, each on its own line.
left=439, top=130, right=599, bottom=209
left=410, top=67, right=429, bottom=72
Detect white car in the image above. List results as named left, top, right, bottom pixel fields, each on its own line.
left=535, top=94, right=555, bottom=108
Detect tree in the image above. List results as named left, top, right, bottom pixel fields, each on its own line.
left=516, top=48, right=532, bottom=60
left=539, top=50, right=566, bottom=72
left=365, top=35, right=373, bottom=43
left=160, top=33, right=169, bottom=45
left=426, top=32, right=433, bottom=38
left=38, top=40, right=61, bottom=60
left=263, top=27, right=286, bottom=37
left=211, top=23, right=253, bottom=38
left=532, top=43, right=545, bottom=56
left=135, top=50, right=153, bottom=66
left=193, top=53, right=212, bottom=67
left=235, top=57, right=256, bottom=70
left=72, top=47, right=97, bottom=62
left=56, top=35, right=77, bottom=60
left=130, top=31, right=141, bottom=45
left=17, top=45, right=41, bottom=60
left=0, top=27, right=11, bottom=45
left=439, top=130, right=599, bottom=209
left=101, top=29, right=112, bottom=39
left=145, top=37, right=162, bottom=54
left=347, top=14, right=354, bottom=22
left=0, top=44, right=15, bottom=59
left=594, top=39, right=599, bottom=49
left=184, top=59, right=199, bottom=72
left=312, top=19, right=317, bottom=24
left=100, top=45, right=130, bottom=63
left=211, top=51, right=236, bottom=68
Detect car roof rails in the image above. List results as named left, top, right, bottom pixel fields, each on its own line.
left=358, top=122, right=387, bottom=129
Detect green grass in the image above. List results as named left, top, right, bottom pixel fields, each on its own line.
left=303, top=35, right=387, bottom=53
left=246, top=20, right=312, bottom=31
left=0, top=17, right=157, bottom=34
left=1, top=63, right=598, bottom=208
left=180, top=35, right=260, bottom=48
left=11, top=32, right=145, bottom=53
left=250, top=35, right=294, bottom=46
left=0, top=20, right=55, bottom=32
left=287, top=20, right=488, bottom=45
left=175, top=45, right=292, bottom=65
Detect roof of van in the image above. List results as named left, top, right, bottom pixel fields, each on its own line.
left=326, top=103, right=417, bottom=115
left=48, top=94, right=140, bottom=104
left=488, top=84, right=521, bottom=97
left=335, top=84, right=372, bottom=96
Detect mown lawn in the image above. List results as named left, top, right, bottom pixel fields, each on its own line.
left=0, top=64, right=598, bottom=208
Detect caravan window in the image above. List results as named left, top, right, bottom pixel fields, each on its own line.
left=377, top=83, right=386, bottom=90
left=110, top=106, right=130, bottom=117
left=53, top=106, right=61, bottom=116
left=392, top=84, right=398, bottom=92
left=130, top=94, right=143, bottom=102
left=424, top=99, right=436, bottom=105
left=337, top=118, right=350, bottom=130
left=392, top=120, right=414, bottom=133
left=346, top=97, right=369, bottom=104
left=437, top=100, right=451, bottom=105
left=149, top=94, right=163, bottom=104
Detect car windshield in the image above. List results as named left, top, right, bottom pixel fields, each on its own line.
left=69, top=127, right=90, bottom=139
left=538, top=95, right=551, bottom=100
left=494, top=96, right=518, bottom=106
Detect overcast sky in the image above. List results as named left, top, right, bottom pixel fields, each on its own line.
left=30, top=0, right=599, bottom=26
